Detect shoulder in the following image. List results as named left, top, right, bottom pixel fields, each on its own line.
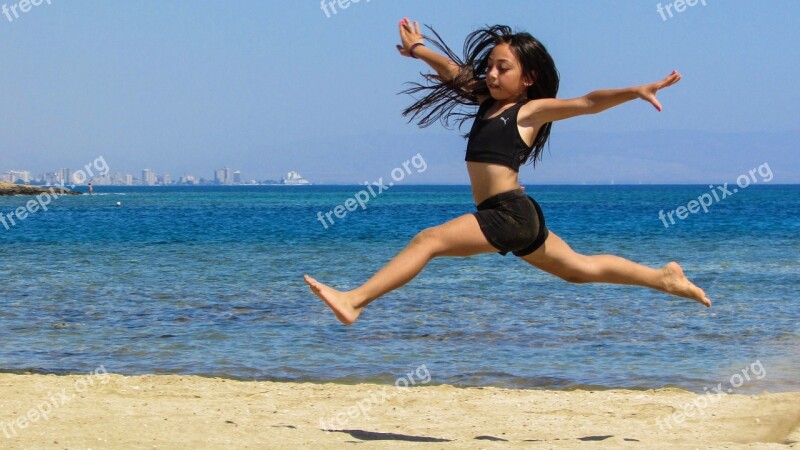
left=518, top=97, right=542, bottom=112
left=518, top=97, right=558, bottom=124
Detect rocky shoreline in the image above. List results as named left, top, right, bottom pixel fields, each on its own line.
left=0, top=181, right=81, bottom=196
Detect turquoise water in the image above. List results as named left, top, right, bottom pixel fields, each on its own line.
left=1, top=185, right=798, bottom=393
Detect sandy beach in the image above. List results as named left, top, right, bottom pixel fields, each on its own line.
left=0, top=373, right=797, bottom=449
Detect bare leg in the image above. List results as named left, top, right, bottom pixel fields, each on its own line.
left=520, top=231, right=711, bottom=306
left=304, top=214, right=498, bottom=324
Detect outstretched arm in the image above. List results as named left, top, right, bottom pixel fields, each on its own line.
left=520, top=71, right=682, bottom=126
left=396, top=18, right=460, bottom=81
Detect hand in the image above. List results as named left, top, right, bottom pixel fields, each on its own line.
left=638, top=70, right=681, bottom=112
left=396, top=17, right=424, bottom=58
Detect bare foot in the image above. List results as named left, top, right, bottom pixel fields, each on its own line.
left=660, top=262, right=712, bottom=307
left=304, top=275, right=362, bottom=325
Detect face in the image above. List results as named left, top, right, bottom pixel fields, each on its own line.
left=486, top=43, right=530, bottom=101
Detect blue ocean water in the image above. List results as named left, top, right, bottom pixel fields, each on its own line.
left=1, top=184, right=798, bottom=393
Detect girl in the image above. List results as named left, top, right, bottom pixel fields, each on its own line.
left=305, top=19, right=711, bottom=325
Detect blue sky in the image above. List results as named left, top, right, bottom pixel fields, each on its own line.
left=1, top=0, right=798, bottom=183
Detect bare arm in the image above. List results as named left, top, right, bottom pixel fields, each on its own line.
left=396, top=18, right=460, bottom=81
left=520, top=71, right=682, bottom=125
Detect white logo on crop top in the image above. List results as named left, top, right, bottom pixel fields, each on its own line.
left=500, top=117, right=509, bottom=125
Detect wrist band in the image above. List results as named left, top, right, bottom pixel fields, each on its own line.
left=409, top=43, right=425, bottom=59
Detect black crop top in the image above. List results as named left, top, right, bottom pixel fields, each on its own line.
left=465, top=98, right=533, bottom=172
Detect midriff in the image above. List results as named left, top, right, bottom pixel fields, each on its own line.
left=467, top=161, right=522, bottom=205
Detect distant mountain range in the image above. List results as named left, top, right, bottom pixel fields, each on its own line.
left=291, top=130, right=800, bottom=185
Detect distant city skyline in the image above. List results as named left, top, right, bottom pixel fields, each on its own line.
left=0, top=167, right=272, bottom=186
left=0, top=165, right=305, bottom=186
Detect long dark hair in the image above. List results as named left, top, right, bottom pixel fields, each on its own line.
left=401, top=25, right=560, bottom=166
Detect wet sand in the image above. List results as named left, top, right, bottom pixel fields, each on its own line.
left=0, top=373, right=798, bottom=449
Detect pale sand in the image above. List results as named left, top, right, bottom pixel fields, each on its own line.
left=1, top=373, right=798, bottom=449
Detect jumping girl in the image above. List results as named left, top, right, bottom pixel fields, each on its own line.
left=305, top=19, right=711, bottom=325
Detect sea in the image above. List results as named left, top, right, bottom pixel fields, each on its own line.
left=1, top=184, right=798, bottom=394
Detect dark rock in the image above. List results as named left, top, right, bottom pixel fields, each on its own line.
left=0, top=181, right=81, bottom=196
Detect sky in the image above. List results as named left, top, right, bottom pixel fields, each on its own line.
left=1, top=0, right=798, bottom=184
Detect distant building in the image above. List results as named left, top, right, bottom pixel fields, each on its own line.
left=281, top=171, right=311, bottom=185
left=6, top=170, right=31, bottom=183
left=142, top=169, right=156, bottom=186
left=55, top=168, right=71, bottom=185
left=92, top=174, right=111, bottom=185
left=214, top=167, right=235, bottom=185
left=107, top=173, right=125, bottom=186
left=44, top=172, right=58, bottom=185
left=233, top=171, right=241, bottom=184
left=180, top=175, right=198, bottom=185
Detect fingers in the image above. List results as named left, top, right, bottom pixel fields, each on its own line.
left=397, top=19, right=409, bottom=56
left=648, top=94, right=663, bottom=112
left=653, top=71, right=681, bottom=93
left=398, top=18, right=408, bottom=37
left=641, top=70, right=679, bottom=112
left=663, top=70, right=681, bottom=86
left=399, top=17, right=422, bottom=41
left=398, top=18, right=410, bottom=39
left=400, top=17, right=413, bottom=34
left=397, top=18, right=423, bottom=57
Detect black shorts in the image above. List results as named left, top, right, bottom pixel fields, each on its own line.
left=473, top=188, right=549, bottom=257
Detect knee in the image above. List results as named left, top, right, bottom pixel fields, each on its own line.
left=410, top=227, right=443, bottom=256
